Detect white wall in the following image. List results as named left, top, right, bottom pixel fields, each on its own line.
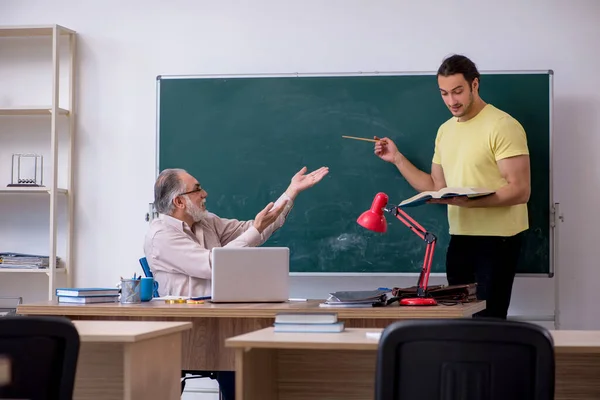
left=1, top=0, right=599, bottom=330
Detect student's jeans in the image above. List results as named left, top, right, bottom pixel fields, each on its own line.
left=445, top=233, right=524, bottom=319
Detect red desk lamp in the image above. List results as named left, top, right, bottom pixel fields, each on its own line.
left=357, top=192, right=437, bottom=306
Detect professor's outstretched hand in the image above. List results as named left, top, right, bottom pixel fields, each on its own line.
left=285, top=166, right=329, bottom=199
left=253, top=201, right=287, bottom=233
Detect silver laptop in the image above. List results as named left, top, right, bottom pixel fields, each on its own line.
left=210, top=247, right=290, bottom=303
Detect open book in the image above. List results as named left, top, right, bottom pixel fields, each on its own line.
left=399, top=187, right=494, bottom=207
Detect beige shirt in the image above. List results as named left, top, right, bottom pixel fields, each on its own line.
left=143, top=193, right=293, bottom=297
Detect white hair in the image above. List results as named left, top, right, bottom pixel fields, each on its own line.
left=153, top=168, right=187, bottom=215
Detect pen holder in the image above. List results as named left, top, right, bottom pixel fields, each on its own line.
left=120, top=278, right=141, bottom=304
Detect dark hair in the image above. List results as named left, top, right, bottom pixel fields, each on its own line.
left=437, top=54, right=480, bottom=87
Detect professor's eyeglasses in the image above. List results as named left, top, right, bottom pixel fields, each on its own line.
left=179, top=187, right=205, bottom=196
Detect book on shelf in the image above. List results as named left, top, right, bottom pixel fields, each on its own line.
left=399, top=187, right=494, bottom=207
left=0, top=252, right=61, bottom=269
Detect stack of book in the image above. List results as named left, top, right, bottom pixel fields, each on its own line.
left=55, top=287, right=120, bottom=304
left=0, top=252, right=61, bottom=270
left=273, top=312, right=344, bottom=333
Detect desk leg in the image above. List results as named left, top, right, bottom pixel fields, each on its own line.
left=124, top=332, right=182, bottom=400
left=555, top=353, right=600, bottom=399
left=0, top=356, right=10, bottom=386
left=74, top=333, right=182, bottom=400
left=236, top=348, right=277, bottom=400
left=277, top=349, right=376, bottom=400
left=235, top=348, right=375, bottom=400
left=74, top=342, right=124, bottom=399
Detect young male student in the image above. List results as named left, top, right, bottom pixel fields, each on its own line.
left=144, top=165, right=328, bottom=298
left=373, top=54, right=530, bottom=319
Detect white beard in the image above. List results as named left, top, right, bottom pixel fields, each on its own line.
left=184, top=196, right=207, bottom=223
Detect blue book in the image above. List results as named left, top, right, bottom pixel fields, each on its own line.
left=58, top=296, right=119, bottom=304
left=56, top=288, right=119, bottom=297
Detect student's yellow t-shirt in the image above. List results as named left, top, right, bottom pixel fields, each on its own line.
left=432, top=104, right=529, bottom=236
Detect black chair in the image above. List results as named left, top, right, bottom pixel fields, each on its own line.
left=0, top=315, right=80, bottom=400
left=375, top=318, right=555, bottom=400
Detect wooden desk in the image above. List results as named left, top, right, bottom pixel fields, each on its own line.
left=226, top=327, right=600, bottom=400
left=72, top=320, right=191, bottom=400
left=17, top=300, right=485, bottom=371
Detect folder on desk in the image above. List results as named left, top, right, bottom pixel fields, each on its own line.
left=319, top=290, right=390, bottom=308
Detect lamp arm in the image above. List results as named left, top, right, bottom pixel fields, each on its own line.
left=387, top=206, right=437, bottom=244
left=388, top=206, right=437, bottom=296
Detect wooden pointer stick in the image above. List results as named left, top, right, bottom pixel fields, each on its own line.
left=341, top=135, right=379, bottom=143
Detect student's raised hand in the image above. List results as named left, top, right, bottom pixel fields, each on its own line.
left=285, top=166, right=329, bottom=199
left=374, top=136, right=399, bottom=164
left=253, top=201, right=287, bottom=233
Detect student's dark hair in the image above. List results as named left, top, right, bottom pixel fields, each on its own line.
left=437, top=54, right=481, bottom=87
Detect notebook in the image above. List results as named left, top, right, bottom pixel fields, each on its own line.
left=210, top=247, right=290, bottom=303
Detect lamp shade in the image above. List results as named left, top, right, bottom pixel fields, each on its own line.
left=357, top=192, right=388, bottom=233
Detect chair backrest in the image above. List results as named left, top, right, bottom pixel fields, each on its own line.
left=139, top=257, right=153, bottom=278
left=375, top=318, right=555, bottom=400
left=0, top=316, right=80, bottom=400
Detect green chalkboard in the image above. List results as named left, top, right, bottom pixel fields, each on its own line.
left=157, top=72, right=552, bottom=275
